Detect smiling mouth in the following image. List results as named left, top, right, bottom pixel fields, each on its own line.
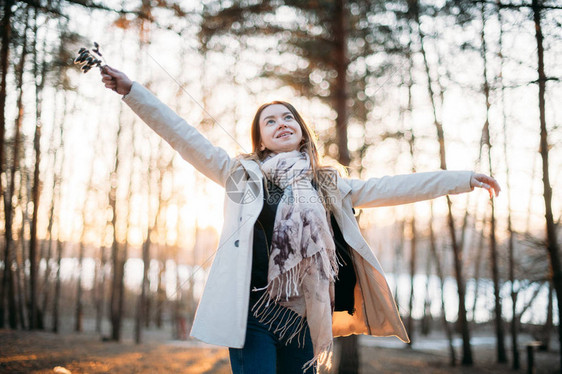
left=276, top=132, right=293, bottom=138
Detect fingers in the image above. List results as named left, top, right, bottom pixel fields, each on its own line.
left=98, top=66, right=132, bottom=95
left=489, top=178, right=501, bottom=197
left=102, top=65, right=117, bottom=75
left=101, top=74, right=116, bottom=89
left=100, top=65, right=122, bottom=80
left=473, top=173, right=501, bottom=198
left=100, top=66, right=118, bottom=92
left=482, top=175, right=501, bottom=198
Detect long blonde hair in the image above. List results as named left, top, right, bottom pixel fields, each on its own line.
left=237, top=101, right=346, bottom=211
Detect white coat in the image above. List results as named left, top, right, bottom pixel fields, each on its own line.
left=123, top=82, right=473, bottom=348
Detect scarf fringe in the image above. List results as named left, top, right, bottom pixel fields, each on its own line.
left=267, top=252, right=338, bottom=302
left=251, top=291, right=309, bottom=347
left=303, top=341, right=333, bottom=372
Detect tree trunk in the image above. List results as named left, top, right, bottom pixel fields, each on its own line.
left=338, top=334, right=359, bottom=374
left=14, top=229, right=26, bottom=329
left=74, top=241, right=85, bottom=332
left=14, top=170, right=28, bottom=330
left=136, top=140, right=167, bottom=341
left=29, top=6, right=46, bottom=330
left=135, top=125, right=149, bottom=344
left=116, top=117, right=134, bottom=340
left=488, top=193, right=507, bottom=362
left=117, top=239, right=128, bottom=336
left=421, top=250, right=432, bottom=336
left=333, top=0, right=350, bottom=167
left=14, top=166, right=30, bottom=330
left=532, top=0, right=562, bottom=371
left=51, top=95, right=67, bottom=334
left=52, top=237, right=63, bottom=333
left=333, top=0, right=359, bottom=370
left=2, top=7, right=30, bottom=329
left=0, top=0, right=13, bottom=328
left=470, top=220, right=486, bottom=322
left=407, top=214, right=416, bottom=345
left=74, top=124, right=98, bottom=332
left=109, top=108, right=124, bottom=341
left=136, top=237, right=150, bottom=343
left=41, top=89, right=63, bottom=326
left=392, top=219, right=405, bottom=310
left=480, top=3, right=507, bottom=363
left=412, top=0, right=472, bottom=364
left=544, top=281, right=553, bottom=350
left=429, top=202, right=456, bottom=366
left=495, top=0, right=520, bottom=366
left=155, top=258, right=165, bottom=328
left=95, top=245, right=107, bottom=334
left=406, top=118, right=418, bottom=342
left=174, top=245, right=182, bottom=340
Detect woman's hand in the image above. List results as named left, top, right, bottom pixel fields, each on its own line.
left=100, top=66, right=132, bottom=95
left=470, top=173, right=501, bottom=198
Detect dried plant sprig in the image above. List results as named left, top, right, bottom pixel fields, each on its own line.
left=92, top=42, right=106, bottom=61
left=73, top=42, right=107, bottom=74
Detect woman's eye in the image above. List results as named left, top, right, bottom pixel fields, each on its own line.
left=284, top=115, right=294, bottom=121
left=267, top=119, right=275, bottom=125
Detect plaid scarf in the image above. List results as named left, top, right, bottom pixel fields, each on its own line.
left=252, top=150, right=338, bottom=370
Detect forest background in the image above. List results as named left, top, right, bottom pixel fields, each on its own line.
left=0, top=0, right=561, bottom=373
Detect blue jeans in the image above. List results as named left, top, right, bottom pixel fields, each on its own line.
left=229, top=306, right=316, bottom=374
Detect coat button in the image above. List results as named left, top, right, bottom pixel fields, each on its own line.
left=234, top=240, right=239, bottom=247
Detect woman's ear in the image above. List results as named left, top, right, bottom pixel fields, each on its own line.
left=260, top=143, right=266, bottom=151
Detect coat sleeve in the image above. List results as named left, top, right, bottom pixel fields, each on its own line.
left=346, top=170, right=474, bottom=209
left=122, top=82, right=232, bottom=187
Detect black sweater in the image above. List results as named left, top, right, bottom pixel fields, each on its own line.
left=250, top=180, right=356, bottom=315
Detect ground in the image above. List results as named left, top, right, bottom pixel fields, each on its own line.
left=0, top=328, right=558, bottom=373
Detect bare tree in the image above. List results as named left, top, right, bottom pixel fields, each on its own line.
left=29, top=5, right=47, bottom=330
left=136, top=139, right=167, bottom=343
left=109, top=107, right=125, bottom=341
left=404, top=98, right=418, bottom=344
left=52, top=229, right=64, bottom=333
left=333, top=0, right=359, bottom=368
left=429, top=202, right=456, bottom=365
left=470, top=215, right=487, bottom=322
left=155, top=157, right=173, bottom=328
left=94, top=242, right=108, bottom=334
left=2, top=7, right=30, bottom=329
left=74, top=156, right=96, bottom=332
left=51, top=95, right=69, bottom=334
left=495, top=0, right=519, bottom=366
left=409, top=0, right=473, bottom=364
left=532, top=1, right=561, bottom=370
left=0, top=5, right=13, bottom=321
left=479, top=2, right=506, bottom=363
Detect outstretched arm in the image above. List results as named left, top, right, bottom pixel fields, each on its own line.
left=100, top=66, right=232, bottom=187
left=348, top=170, right=500, bottom=209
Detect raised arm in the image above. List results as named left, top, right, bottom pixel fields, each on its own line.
left=347, top=170, right=500, bottom=209
left=101, top=66, right=232, bottom=186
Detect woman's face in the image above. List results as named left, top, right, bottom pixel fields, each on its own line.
left=258, top=104, right=303, bottom=154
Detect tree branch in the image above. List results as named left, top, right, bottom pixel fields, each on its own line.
left=17, top=0, right=153, bottom=20
left=473, top=0, right=562, bottom=10
left=16, top=0, right=68, bottom=18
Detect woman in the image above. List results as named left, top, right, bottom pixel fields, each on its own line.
left=100, top=66, right=500, bottom=373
